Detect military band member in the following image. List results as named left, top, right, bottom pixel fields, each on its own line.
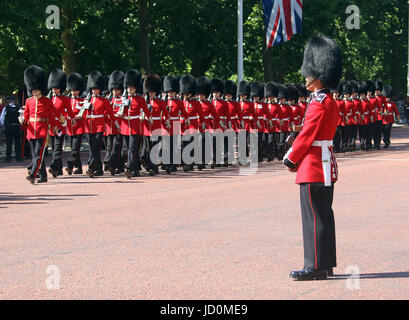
left=284, top=35, right=342, bottom=280
left=47, top=69, right=73, bottom=178
left=21, top=66, right=60, bottom=184
left=381, top=85, right=400, bottom=148
left=66, top=73, right=85, bottom=175
left=76, top=71, right=119, bottom=178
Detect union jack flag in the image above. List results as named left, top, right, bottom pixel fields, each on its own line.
left=263, top=0, right=303, bottom=48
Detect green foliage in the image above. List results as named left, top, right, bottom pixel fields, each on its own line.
left=0, top=0, right=407, bottom=97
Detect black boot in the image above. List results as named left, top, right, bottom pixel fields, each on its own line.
left=289, top=268, right=327, bottom=281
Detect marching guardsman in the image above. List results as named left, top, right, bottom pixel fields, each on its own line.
left=119, top=69, right=151, bottom=178
left=374, top=79, right=386, bottom=150
left=224, top=80, right=243, bottom=164
left=21, top=65, right=60, bottom=184
left=210, top=79, right=229, bottom=166
left=144, top=74, right=171, bottom=176
left=251, top=82, right=272, bottom=162
left=104, top=71, right=126, bottom=175
left=264, top=82, right=282, bottom=161
left=296, top=84, right=309, bottom=121
left=76, top=71, right=119, bottom=178
left=179, top=75, right=205, bottom=172
left=65, top=73, right=85, bottom=175
left=349, top=81, right=361, bottom=151
left=276, top=84, right=292, bottom=160
left=163, top=75, right=188, bottom=172
left=237, top=80, right=257, bottom=160
left=331, top=83, right=345, bottom=153
left=196, top=76, right=220, bottom=169
left=286, top=84, right=302, bottom=145
left=381, top=85, right=400, bottom=148
left=342, top=82, right=353, bottom=152
left=284, top=35, right=342, bottom=280
left=366, top=80, right=377, bottom=150
left=47, top=68, right=73, bottom=178
left=358, top=81, right=371, bottom=150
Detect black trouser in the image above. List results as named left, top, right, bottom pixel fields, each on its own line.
left=341, top=125, right=350, bottom=151
left=258, top=132, right=267, bottom=161
left=29, top=138, right=48, bottom=179
left=105, top=134, right=123, bottom=171
left=278, top=131, right=289, bottom=159
left=333, top=126, right=342, bottom=152
left=358, top=125, right=368, bottom=150
left=213, top=132, right=229, bottom=164
left=49, top=134, right=65, bottom=173
left=349, top=125, right=358, bottom=149
left=123, top=134, right=141, bottom=173
left=87, top=132, right=104, bottom=172
left=373, top=120, right=382, bottom=148
left=367, top=123, right=375, bottom=149
left=103, top=134, right=114, bottom=166
left=266, top=132, right=279, bottom=160
left=67, top=134, right=83, bottom=171
left=5, top=125, right=21, bottom=160
left=300, top=183, right=336, bottom=270
left=382, top=123, right=392, bottom=146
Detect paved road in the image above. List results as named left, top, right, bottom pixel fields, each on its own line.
left=0, top=127, right=408, bottom=299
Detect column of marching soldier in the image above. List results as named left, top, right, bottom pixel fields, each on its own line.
left=20, top=65, right=400, bottom=184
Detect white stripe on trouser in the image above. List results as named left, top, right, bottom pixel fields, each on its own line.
left=312, top=140, right=333, bottom=187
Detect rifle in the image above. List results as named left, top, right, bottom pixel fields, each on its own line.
left=116, top=89, right=130, bottom=117
left=77, top=91, right=92, bottom=118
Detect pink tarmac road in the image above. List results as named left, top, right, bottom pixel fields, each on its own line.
left=0, top=127, right=408, bottom=300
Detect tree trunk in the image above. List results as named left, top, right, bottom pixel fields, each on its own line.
left=61, top=3, right=76, bottom=74
left=138, top=0, right=151, bottom=75
left=390, top=37, right=400, bottom=98
left=262, top=28, right=274, bottom=82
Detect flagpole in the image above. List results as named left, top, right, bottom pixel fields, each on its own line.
left=238, top=0, right=244, bottom=83
left=407, top=0, right=409, bottom=96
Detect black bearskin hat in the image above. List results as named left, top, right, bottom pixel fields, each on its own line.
left=180, top=75, right=196, bottom=95
left=358, top=81, right=368, bottom=95
left=250, top=82, right=264, bottom=99
left=163, top=76, right=180, bottom=93
left=366, top=80, right=376, bottom=94
left=224, top=80, right=237, bottom=98
left=350, top=80, right=359, bottom=94
left=264, top=82, right=278, bottom=98
left=342, top=82, right=352, bottom=95
left=196, top=76, right=211, bottom=96
left=276, top=84, right=287, bottom=100
left=24, top=65, right=47, bottom=96
left=382, top=85, right=393, bottom=98
left=375, top=79, right=383, bottom=91
left=124, top=69, right=141, bottom=89
left=300, top=35, right=342, bottom=90
left=285, top=84, right=299, bottom=102
left=108, top=70, right=125, bottom=91
left=331, top=82, right=343, bottom=94
left=237, top=80, right=250, bottom=97
left=48, top=68, right=66, bottom=92
left=143, top=74, right=162, bottom=95
left=86, top=71, right=105, bottom=91
left=296, top=83, right=308, bottom=97
left=210, top=78, right=224, bottom=94
left=67, top=73, right=85, bottom=92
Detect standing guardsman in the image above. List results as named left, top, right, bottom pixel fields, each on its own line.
left=104, top=71, right=125, bottom=175
left=358, top=81, right=371, bottom=151
left=76, top=71, right=119, bottom=178
left=21, top=65, right=60, bottom=184
left=284, top=35, right=342, bottom=281
left=118, top=69, right=151, bottom=179
left=381, top=85, right=400, bottom=148
left=366, top=80, right=378, bottom=150
left=238, top=80, right=257, bottom=161
left=349, top=81, right=361, bottom=151
left=373, top=79, right=385, bottom=150
left=144, top=74, right=171, bottom=176
left=264, top=82, right=282, bottom=161
left=276, top=84, right=293, bottom=160
left=65, top=73, right=85, bottom=175
left=47, top=68, right=74, bottom=178
left=342, top=82, right=353, bottom=152
left=332, top=83, right=345, bottom=153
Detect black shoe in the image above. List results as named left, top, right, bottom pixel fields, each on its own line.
left=65, top=167, right=73, bottom=175
left=149, top=169, right=157, bottom=176
left=132, top=170, right=140, bottom=177
left=37, top=177, right=48, bottom=183
left=86, top=169, right=95, bottom=178
left=110, top=168, right=116, bottom=176
left=289, top=268, right=327, bottom=281
left=26, top=175, right=35, bottom=184
left=48, top=168, right=59, bottom=178
left=73, top=168, right=83, bottom=175
left=3, top=158, right=11, bottom=163
left=183, top=165, right=190, bottom=173
left=104, top=164, right=110, bottom=172
left=326, top=267, right=334, bottom=277
left=124, top=170, right=132, bottom=179
left=94, top=170, right=104, bottom=177
left=16, top=158, right=23, bottom=162
left=115, top=168, right=124, bottom=174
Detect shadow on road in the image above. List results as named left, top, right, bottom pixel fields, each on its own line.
left=0, top=193, right=97, bottom=208
left=330, top=271, right=409, bottom=280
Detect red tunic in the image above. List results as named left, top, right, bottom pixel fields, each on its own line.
left=167, top=98, right=188, bottom=136
left=352, top=98, right=362, bottom=125
left=360, top=99, right=372, bottom=125
left=299, top=101, right=308, bottom=120
left=23, top=96, right=59, bottom=140
left=279, top=104, right=293, bottom=132
left=182, top=99, right=205, bottom=135
left=66, top=96, right=85, bottom=136
left=254, top=101, right=271, bottom=133
left=368, top=97, right=379, bottom=123
left=344, top=99, right=355, bottom=125
left=200, top=100, right=220, bottom=133
left=212, top=99, right=229, bottom=131
left=105, top=97, right=122, bottom=135
left=226, top=100, right=243, bottom=132
left=266, top=102, right=281, bottom=133
left=84, top=95, right=117, bottom=134
left=239, top=100, right=257, bottom=132
left=383, top=101, right=399, bottom=124
left=286, top=92, right=339, bottom=185
left=375, top=95, right=387, bottom=121
left=149, top=98, right=169, bottom=136
left=120, top=94, right=150, bottom=136
left=335, top=99, right=345, bottom=126
left=49, top=94, right=72, bottom=136
left=289, top=104, right=302, bottom=128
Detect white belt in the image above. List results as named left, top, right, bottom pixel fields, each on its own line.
left=242, top=116, right=250, bottom=119
left=219, top=116, right=227, bottom=119
left=204, top=116, right=211, bottom=120
left=188, top=116, right=199, bottom=120
left=123, top=116, right=139, bottom=120
left=87, top=115, right=104, bottom=119
left=170, top=117, right=179, bottom=120
left=312, top=140, right=333, bottom=187
left=151, top=117, right=162, bottom=120
left=282, top=118, right=290, bottom=121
